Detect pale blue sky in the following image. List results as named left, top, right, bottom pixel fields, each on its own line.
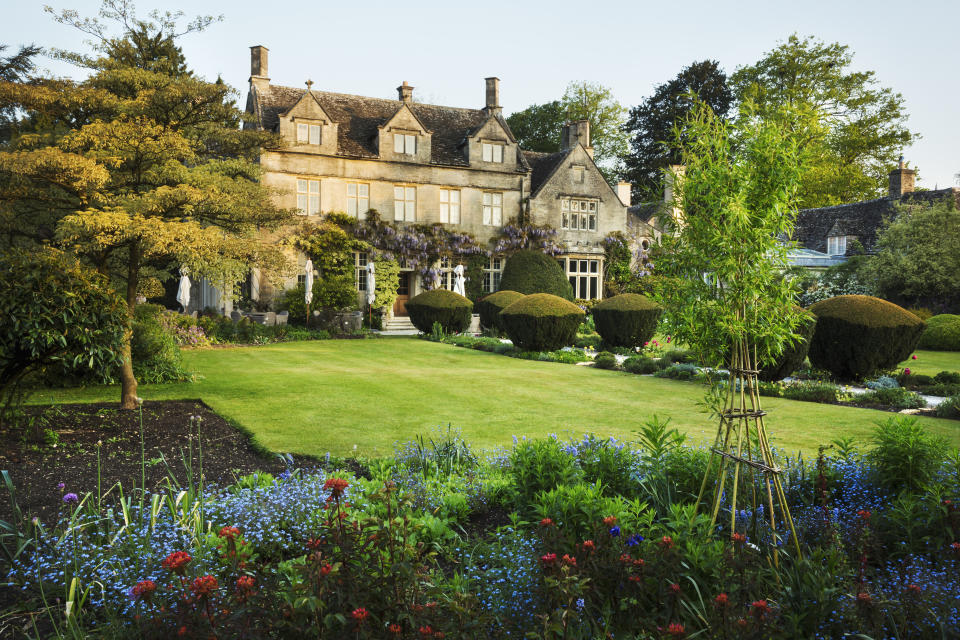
left=6, top=0, right=958, bottom=189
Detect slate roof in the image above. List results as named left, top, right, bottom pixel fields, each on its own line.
left=793, top=188, right=960, bottom=255
left=521, top=149, right=571, bottom=196
left=248, top=84, right=520, bottom=168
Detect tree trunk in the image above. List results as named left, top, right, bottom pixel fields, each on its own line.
left=119, top=241, right=141, bottom=410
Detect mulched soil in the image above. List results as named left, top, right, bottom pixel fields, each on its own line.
left=0, top=400, right=320, bottom=525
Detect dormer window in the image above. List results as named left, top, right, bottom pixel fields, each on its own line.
left=394, top=133, right=417, bottom=155
left=827, top=236, right=847, bottom=256
left=297, top=123, right=321, bottom=145
left=561, top=198, right=597, bottom=231
left=482, top=142, right=504, bottom=163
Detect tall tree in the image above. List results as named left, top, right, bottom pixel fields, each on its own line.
left=622, top=60, right=732, bottom=202
left=0, top=3, right=291, bottom=409
left=505, top=100, right=565, bottom=153
left=730, top=34, right=917, bottom=209
left=0, top=43, right=41, bottom=143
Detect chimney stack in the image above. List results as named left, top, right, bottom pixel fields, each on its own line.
left=561, top=120, right=593, bottom=159
left=397, top=81, right=413, bottom=103
left=617, top=181, right=632, bottom=207
left=888, top=155, right=915, bottom=198
left=485, top=77, right=501, bottom=114
left=249, top=45, right=269, bottom=92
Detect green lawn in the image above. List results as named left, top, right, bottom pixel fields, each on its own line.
left=898, top=349, right=960, bottom=377
left=32, top=338, right=960, bottom=457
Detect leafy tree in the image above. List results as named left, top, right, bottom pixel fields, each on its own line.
left=505, top=100, right=565, bottom=153
left=730, top=34, right=916, bottom=209
left=0, top=4, right=291, bottom=409
left=622, top=60, right=732, bottom=202
left=862, top=202, right=960, bottom=309
left=0, top=43, right=41, bottom=143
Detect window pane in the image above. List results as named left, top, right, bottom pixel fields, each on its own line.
left=482, top=206, right=491, bottom=225
left=571, top=213, right=578, bottom=228
left=493, top=207, right=501, bottom=225
left=450, top=203, right=460, bottom=224
left=309, top=180, right=319, bottom=193
left=359, top=184, right=368, bottom=196
left=394, top=201, right=404, bottom=221
left=297, top=179, right=308, bottom=193
left=359, top=197, right=368, bottom=216
left=297, top=194, right=307, bottom=213
left=580, top=216, right=588, bottom=230
left=589, top=276, right=597, bottom=300
left=562, top=200, right=569, bottom=210
left=493, top=258, right=501, bottom=270
left=348, top=199, right=357, bottom=216
left=590, top=260, right=598, bottom=273
left=483, top=273, right=491, bottom=292
left=482, top=143, right=492, bottom=162
left=493, top=272, right=501, bottom=291
left=439, top=190, right=448, bottom=203
left=589, top=215, right=596, bottom=231
left=406, top=187, right=415, bottom=200
left=569, top=276, right=577, bottom=293
left=450, top=190, right=459, bottom=203
left=562, top=212, right=568, bottom=228
left=405, top=200, right=415, bottom=221
left=405, top=135, right=416, bottom=154
left=483, top=192, right=491, bottom=205
left=347, top=183, right=357, bottom=196
left=580, top=260, right=587, bottom=272
left=493, top=193, right=502, bottom=206
left=309, top=194, right=320, bottom=214
left=297, top=124, right=308, bottom=142
left=394, top=186, right=404, bottom=200
left=394, top=134, right=404, bottom=153
left=589, top=202, right=596, bottom=211
left=309, top=125, right=321, bottom=145
left=439, top=202, right=449, bottom=223
left=579, top=277, right=587, bottom=298
left=493, top=144, right=503, bottom=162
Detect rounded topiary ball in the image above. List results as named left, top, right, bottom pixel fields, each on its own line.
left=592, top=293, right=662, bottom=348
left=757, top=307, right=817, bottom=382
left=808, top=295, right=926, bottom=380
left=917, top=314, right=960, bottom=351
left=476, top=290, right=525, bottom=332
left=498, top=250, right=574, bottom=300
left=405, top=289, right=473, bottom=334
left=499, top=293, right=585, bottom=352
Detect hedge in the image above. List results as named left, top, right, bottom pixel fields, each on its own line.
left=808, top=295, right=926, bottom=380
left=406, top=289, right=473, bottom=334
left=498, top=250, right=574, bottom=300
left=499, top=293, right=584, bottom=352
left=916, top=314, right=960, bottom=351
left=591, top=293, right=662, bottom=348
left=757, top=308, right=817, bottom=382
left=476, top=290, right=525, bottom=332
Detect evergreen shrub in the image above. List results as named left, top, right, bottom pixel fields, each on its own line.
left=808, top=295, right=926, bottom=379
left=593, top=351, right=619, bottom=370
left=916, top=314, right=960, bottom=351
left=499, top=293, right=584, bottom=351
left=591, top=293, right=662, bottom=348
left=131, top=304, right=190, bottom=383
left=758, top=308, right=817, bottom=382
left=623, top=356, right=659, bottom=375
left=406, top=289, right=473, bottom=334
left=498, top=249, right=574, bottom=300
left=475, top=290, right=525, bottom=332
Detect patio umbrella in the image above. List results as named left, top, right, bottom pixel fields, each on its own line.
left=176, top=268, right=191, bottom=312
left=453, top=263, right=466, bottom=297
left=304, top=259, right=314, bottom=306
left=366, top=261, right=376, bottom=306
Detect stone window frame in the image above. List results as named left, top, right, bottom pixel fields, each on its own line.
left=354, top=251, right=369, bottom=292
left=561, top=256, right=602, bottom=300
left=571, top=165, right=585, bottom=183
left=561, top=198, right=598, bottom=232
left=296, top=122, right=322, bottom=145
left=393, top=133, right=417, bottom=155
left=827, top=235, right=847, bottom=256
left=393, top=184, right=417, bottom=222
left=439, top=188, right=461, bottom=224
left=347, top=182, right=369, bottom=218
left=296, top=178, right=320, bottom=215
left=482, top=256, right=504, bottom=293
left=482, top=191, right=503, bottom=226
left=482, top=142, right=504, bottom=163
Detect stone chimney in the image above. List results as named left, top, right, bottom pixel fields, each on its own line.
left=485, top=77, right=501, bottom=114
left=617, top=181, right=631, bottom=207
left=889, top=155, right=916, bottom=198
left=249, top=45, right=269, bottom=92
left=561, top=120, right=594, bottom=158
left=397, top=81, right=413, bottom=103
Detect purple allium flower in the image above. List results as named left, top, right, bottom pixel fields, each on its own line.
left=57, top=482, right=65, bottom=491
left=63, top=493, right=79, bottom=504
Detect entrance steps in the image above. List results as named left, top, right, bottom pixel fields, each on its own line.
left=379, top=316, right=419, bottom=336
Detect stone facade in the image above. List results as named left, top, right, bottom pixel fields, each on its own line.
left=244, top=46, right=651, bottom=310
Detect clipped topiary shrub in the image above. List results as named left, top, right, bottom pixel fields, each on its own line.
left=808, top=295, right=926, bottom=380
left=591, top=293, right=662, bottom=348
left=406, top=289, right=473, bottom=334
left=916, top=314, right=960, bottom=351
left=476, top=290, right=525, bottom=332
left=593, top=351, right=619, bottom=370
left=758, top=308, right=817, bottom=382
left=499, top=293, right=584, bottom=352
left=498, top=250, right=574, bottom=300
left=623, top=356, right=659, bottom=374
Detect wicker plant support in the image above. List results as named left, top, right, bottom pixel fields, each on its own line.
left=695, top=335, right=802, bottom=563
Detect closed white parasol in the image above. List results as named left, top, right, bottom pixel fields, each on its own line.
left=304, top=259, right=314, bottom=306
left=366, top=261, right=376, bottom=306
left=453, top=263, right=466, bottom=296
left=176, top=268, right=191, bottom=312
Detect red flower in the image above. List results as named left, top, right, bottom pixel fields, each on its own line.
left=351, top=607, right=369, bottom=622
left=539, top=517, right=554, bottom=527
left=632, top=558, right=645, bottom=568
left=433, top=633, right=445, bottom=639
left=236, top=576, right=255, bottom=592
left=731, top=532, right=746, bottom=544
left=419, top=625, right=433, bottom=636
left=714, top=592, right=729, bottom=607
left=323, top=477, right=350, bottom=498
left=582, top=540, right=595, bottom=551
left=857, top=509, right=871, bottom=521
left=666, top=622, right=685, bottom=637
left=561, top=554, right=577, bottom=566
left=178, top=626, right=187, bottom=637
left=657, top=536, right=674, bottom=550
left=219, top=526, right=241, bottom=540
left=912, top=355, right=917, bottom=360
left=320, top=563, right=333, bottom=576
left=389, top=623, right=402, bottom=634
left=750, top=599, right=770, bottom=618
left=906, top=584, right=922, bottom=595
left=619, top=553, right=632, bottom=564
left=190, top=575, right=218, bottom=599
left=161, top=551, right=191, bottom=575
left=856, top=592, right=872, bottom=605
left=132, top=579, right=157, bottom=602
left=541, top=553, right=557, bottom=566
left=628, top=575, right=641, bottom=582
left=669, top=582, right=681, bottom=595
left=602, top=516, right=617, bottom=526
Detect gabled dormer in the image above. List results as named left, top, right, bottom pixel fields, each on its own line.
left=378, top=82, right=432, bottom=163
left=466, top=78, right=519, bottom=170
left=277, top=81, right=338, bottom=155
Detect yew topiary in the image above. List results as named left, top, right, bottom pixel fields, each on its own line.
left=499, top=293, right=584, bottom=351
left=592, top=293, right=662, bottom=348
left=757, top=307, right=817, bottom=382
left=476, top=290, right=525, bottom=332
left=808, top=295, right=926, bottom=380
left=406, top=289, right=473, bottom=334
left=916, top=314, right=960, bottom=351
left=498, top=250, right=574, bottom=300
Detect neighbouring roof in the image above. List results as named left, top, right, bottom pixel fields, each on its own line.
left=248, top=84, right=519, bottom=168
left=785, top=246, right=848, bottom=269
left=522, top=149, right=571, bottom=196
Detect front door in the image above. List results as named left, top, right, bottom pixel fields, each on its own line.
left=393, top=272, right=411, bottom=316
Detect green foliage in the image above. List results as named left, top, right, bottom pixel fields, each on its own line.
left=574, top=434, right=639, bottom=497
left=653, top=363, right=700, bottom=381
left=759, top=380, right=845, bottom=403
left=601, top=232, right=633, bottom=296
left=130, top=304, right=190, bottom=383
left=757, top=307, right=817, bottom=382
left=475, top=290, right=525, bottom=332
left=591, top=293, right=663, bottom=348
left=856, top=387, right=926, bottom=410
left=730, top=34, right=917, bottom=208
left=499, top=293, right=584, bottom=352
left=935, top=395, right=960, bottom=419
left=808, top=295, right=926, bottom=379
left=498, top=249, right=574, bottom=300
left=623, top=356, right=659, bottom=375
left=505, top=100, right=566, bottom=153
left=917, top=314, right=960, bottom=351
left=796, top=255, right=874, bottom=307
left=592, top=351, right=619, bottom=370
left=935, top=370, right=960, bottom=384
left=0, top=248, right=127, bottom=427
left=405, top=289, right=473, bottom=334
left=868, top=416, right=949, bottom=493
left=509, top=438, right=581, bottom=511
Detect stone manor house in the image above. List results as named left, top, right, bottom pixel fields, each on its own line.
left=243, top=46, right=652, bottom=317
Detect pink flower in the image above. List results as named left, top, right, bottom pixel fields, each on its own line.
left=904, top=367, right=911, bottom=375
left=912, top=355, right=917, bottom=360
